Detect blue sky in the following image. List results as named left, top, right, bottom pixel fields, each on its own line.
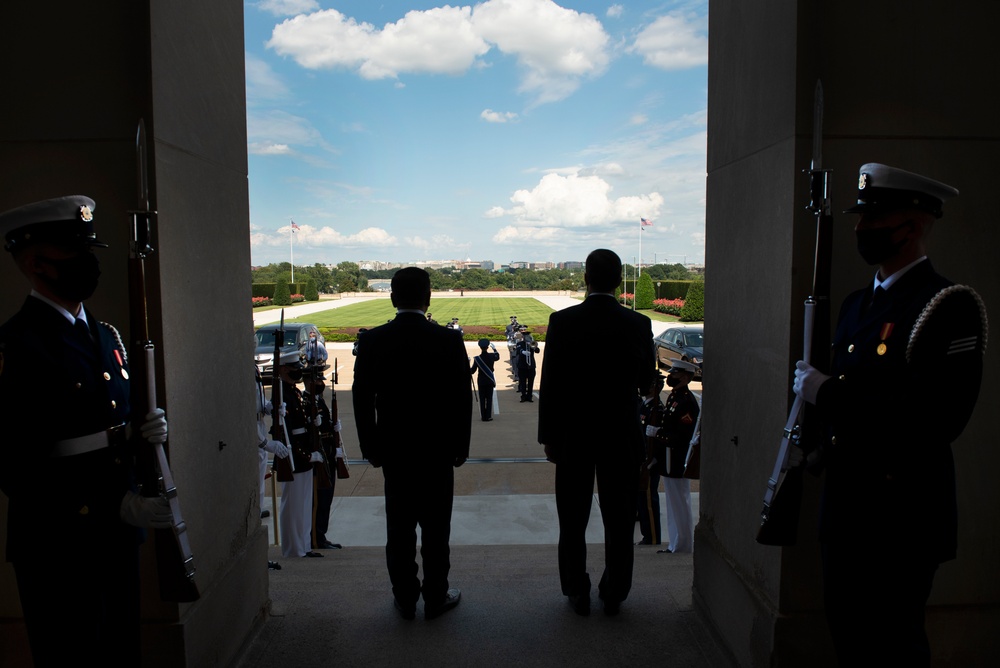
left=245, top=0, right=707, bottom=267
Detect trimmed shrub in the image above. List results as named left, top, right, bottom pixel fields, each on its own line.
left=679, top=281, right=704, bottom=322
left=303, top=278, right=319, bottom=301
left=273, top=277, right=292, bottom=306
left=635, top=273, right=655, bottom=310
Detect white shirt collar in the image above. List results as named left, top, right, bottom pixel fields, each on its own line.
left=30, top=289, right=83, bottom=325
left=874, top=256, right=927, bottom=292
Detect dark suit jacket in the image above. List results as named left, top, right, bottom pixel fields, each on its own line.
left=815, top=260, right=986, bottom=562
left=0, top=296, right=136, bottom=562
left=353, top=312, right=472, bottom=467
left=538, top=294, right=655, bottom=461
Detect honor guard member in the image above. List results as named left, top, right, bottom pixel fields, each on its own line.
left=636, top=373, right=666, bottom=546
left=255, top=363, right=288, bottom=519
left=793, top=163, right=988, bottom=666
left=649, top=359, right=699, bottom=554
left=0, top=195, right=171, bottom=667
left=516, top=326, right=539, bottom=402
left=471, top=338, right=501, bottom=421
left=274, top=350, right=325, bottom=558
left=302, top=367, right=342, bottom=550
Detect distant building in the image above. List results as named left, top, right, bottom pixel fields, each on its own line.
left=559, top=261, right=584, bottom=270
left=480, top=260, right=494, bottom=271
left=368, top=279, right=392, bottom=292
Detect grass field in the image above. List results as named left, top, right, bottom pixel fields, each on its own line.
left=288, top=297, right=555, bottom=328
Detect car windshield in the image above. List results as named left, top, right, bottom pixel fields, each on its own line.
left=683, top=332, right=704, bottom=347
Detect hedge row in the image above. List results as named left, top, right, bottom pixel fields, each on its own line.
left=621, top=279, right=693, bottom=300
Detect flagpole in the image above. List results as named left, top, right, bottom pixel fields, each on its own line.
left=638, top=218, right=642, bottom=279
left=289, top=218, right=294, bottom=284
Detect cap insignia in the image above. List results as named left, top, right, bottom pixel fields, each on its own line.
left=858, top=173, right=869, bottom=190
left=79, top=205, right=94, bottom=222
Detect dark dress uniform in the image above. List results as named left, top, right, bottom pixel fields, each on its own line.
left=814, top=259, right=986, bottom=665
left=0, top=296, right=141, bottom=666
left=654, top=384, right=699, bottom=552
left=303, top=386, right=339, bottom=548
left=516, top=335, right=538, bottom=401
left=471, top=345, right=500, bottom=420
left=636, top=394, right=664, bottom=545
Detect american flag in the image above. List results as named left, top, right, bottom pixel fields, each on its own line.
left=290, top=220, right=300, bottom=231
left=640, top=217, right=653, bottom=226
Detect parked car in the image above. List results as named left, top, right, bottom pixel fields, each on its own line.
left=254, top=322, right=324, bottom=381
left=653, top=325, right=703, bottom=379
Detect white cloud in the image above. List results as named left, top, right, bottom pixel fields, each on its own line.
left=251, top=223, right=399, bottom=248
left=484, top=206, right=506, bottom=218
left=631, top=13, right=708, bottom=70
left=246, top=110, right=337, bottom=155
left=487, top=171, right=663, bottom=229
left=245, top=53, right=289, bottom=102
left=267, top=7, right=489, bottom=78
left=256, top=0, right=319, bottom=17
left=265, top=0, right=612, bottom=105
left=248, top=142, right=292, bottom=156
left=473, top=0, right=610, bottom=104
left=481, top=109, right=519, bottom=123
left=630, top=113, right=648, bottom=126
left=607, top=4, right=624, bottom=18
left=405, top=234, right=467, bottom=250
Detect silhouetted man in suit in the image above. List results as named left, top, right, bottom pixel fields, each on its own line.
left=353, top=267, right=472, bottom=620
left=539, top=249, right=656, bottom=616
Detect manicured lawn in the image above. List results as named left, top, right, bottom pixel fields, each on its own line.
left=288, top=297, right=555, bottom=328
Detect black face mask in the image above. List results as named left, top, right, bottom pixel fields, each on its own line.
left=666, top=376, right=680, bottom=387
left=855, top=221, right=912, bottom=266
left=38, top=252, right=101, bottom=302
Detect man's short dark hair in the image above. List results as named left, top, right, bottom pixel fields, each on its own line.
left=390, top=267, right=431, bottom=308
left=585, top=249, right=622, bottom=293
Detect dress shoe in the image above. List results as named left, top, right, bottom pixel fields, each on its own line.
left=634, top=539, right=660, bottom=546
left=304, top=551, right=324, bottom=558
left=267, top=561, right=281, bottom=570
left=394, top=598, right=416, bottom=620
left=260, top=510, right=270, bottom=518
left=425, top=588, right=461, bottom=620
left=567, top=593, right=590, bottom=616
left=656, top=548, right=673, bottom=554
left=317, top=540, right=342, bottom=549
left=602, top=598, right=621, bottom=617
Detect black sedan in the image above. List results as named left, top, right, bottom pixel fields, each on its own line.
left=653, top=325, right=703, bottom=378
left=254, top=322, right=324, bottom=381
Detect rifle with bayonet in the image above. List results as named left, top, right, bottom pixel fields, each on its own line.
left=128, top=119, right=199, bottom=601
left=270, top=310, right=295, bottom=483
left=757, top=81, right=833, bottom=546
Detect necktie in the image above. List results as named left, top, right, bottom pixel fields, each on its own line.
left=74, top=318, right=94, bottom=344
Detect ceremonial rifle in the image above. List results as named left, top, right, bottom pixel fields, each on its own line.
left=128, top=119, right=199, bottom=601
left=756, top=81, right=833, bottom=546
left=270, top=310, right=295, bottom=482
left=330, top=357, right=350, bottom=478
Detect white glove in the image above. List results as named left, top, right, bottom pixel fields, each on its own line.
left=309, top=451, right=324, bottom=463
left=278, top=402, right=287, bottom=417
left=264, top=439, right=290, bottom=458
left=335, top=447, right=345, bottom=460
left=333, top=420, right=342, bottom=433
left=263, top=399, right=274, bottom=416
left=490, top=343, right=497, bottom=350
left=140, top=408, right=168, bottom=444
left=645, top=424, right=659, bottom=437
left=793, top=360, right=830, bottom=405
left=120, top=491, right=173, bottom=529
left=314, top=415, right=322, bottom=427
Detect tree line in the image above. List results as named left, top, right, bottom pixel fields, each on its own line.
left=252, top=262, right=701, bottom=294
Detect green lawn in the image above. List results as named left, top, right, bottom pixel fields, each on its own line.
left=288, top=297, right=555, bottom=328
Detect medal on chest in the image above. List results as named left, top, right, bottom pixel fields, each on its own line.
left=877, top=322, right=894, bottom=356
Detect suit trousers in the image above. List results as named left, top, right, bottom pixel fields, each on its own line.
left=313, top=475, right=336, bottom=543
left=637, top=471, right=661, bottom=544
left=383, top=463, right=455, bottom=607
left=555, top=452, right=638, bottom=602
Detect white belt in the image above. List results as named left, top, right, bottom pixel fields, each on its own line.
left=51, top=424, right=127, bottom=458
left=291, top=428, right=307, bottom=436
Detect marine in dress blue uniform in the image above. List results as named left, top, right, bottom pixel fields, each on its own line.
left=793, top=164, right=988, bottom=666
left=0, top=196, right=170, bottom=667
left=636, top=373, right=665, bottom=545
left=471, top=338, right=500, bottom=421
